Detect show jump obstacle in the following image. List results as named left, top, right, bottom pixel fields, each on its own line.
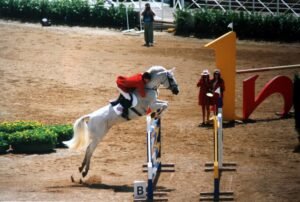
left=200, top=96, right=237, bottom=201
left=134, top=115, right=175, bottom=201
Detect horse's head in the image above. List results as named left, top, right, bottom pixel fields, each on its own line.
left=147, top=66, right=179, bottom=95
left=161, top=68, right=179, bottom=95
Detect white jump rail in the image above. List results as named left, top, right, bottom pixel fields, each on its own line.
left=236, top=64, right=300, bottom=74
left=134, top=115, right=175, bottom=201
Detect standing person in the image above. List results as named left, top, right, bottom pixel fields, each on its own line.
left=141, top=3, right=155, bottom=47
left=197, top=69, right=211, bottom=126
left=112, top=72, right=152, bottom=120
left=210, top=69, right=225, bottom=115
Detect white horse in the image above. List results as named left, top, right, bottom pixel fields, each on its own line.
left=64, top=66, right=179, bottom=177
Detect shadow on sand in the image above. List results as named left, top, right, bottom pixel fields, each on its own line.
left=76, top=182, right=134, bottom=192
left=47, top=182, right=133, bottom=193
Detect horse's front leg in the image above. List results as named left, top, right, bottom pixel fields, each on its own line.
left=149, top=99, right=168, bottom=116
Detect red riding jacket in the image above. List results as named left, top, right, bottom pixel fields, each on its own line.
left=116, top=73, right=147, bottom=97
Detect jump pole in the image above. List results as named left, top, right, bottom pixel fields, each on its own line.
left=236, top=64, right=300, bottom=74
left=200, top=96, right=237, bottom=201
left=134, top=115, right=175, bottom=201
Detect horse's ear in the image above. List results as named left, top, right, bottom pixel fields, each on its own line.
left=169, top=67, right=176, bottom=73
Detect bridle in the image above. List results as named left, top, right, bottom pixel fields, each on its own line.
left=145, top=71, right=177, bottom=91
left=164, top=72, right=177, bottom=90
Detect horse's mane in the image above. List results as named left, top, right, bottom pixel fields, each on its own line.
left=147, top=66, right=167, bottom=75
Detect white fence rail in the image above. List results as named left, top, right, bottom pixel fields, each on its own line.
left=183, top=0, right=300, bottom=17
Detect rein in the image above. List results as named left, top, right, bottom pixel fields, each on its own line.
left=146, top=72, right=174, bottom=91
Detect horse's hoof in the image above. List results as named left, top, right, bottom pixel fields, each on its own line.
left=82, top=171, right=88, bottom=178
left=78, top=166, right=83, bottom=173
left=71, top=175, right=75, bottom=183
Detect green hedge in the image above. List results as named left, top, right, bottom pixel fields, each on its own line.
left=0, top=0, right=139, bottom=28
left=0, top=132, right=9, bottom=153
left=0, top=121, right=73, bottom=153
left=174, top=9, right=300, bottom=42
left=0, top=121, right=43, bottom=133
left=8, top=128, right=57, bottom=146
left=43, top=124, right=73, bottom=147
left=8, top=128, right=58, bottom=153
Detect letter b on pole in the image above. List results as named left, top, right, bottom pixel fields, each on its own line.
left=134, top=181, right=146, bottom=199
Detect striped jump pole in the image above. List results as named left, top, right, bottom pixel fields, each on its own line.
left=146, top=115, right=161, bottom=200
left=134, top=115, right=175, bottom=201
left=200, top=95, right=237, bottom=201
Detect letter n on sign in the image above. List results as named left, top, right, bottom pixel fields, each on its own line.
left=243, top=75, right=293, bottom=120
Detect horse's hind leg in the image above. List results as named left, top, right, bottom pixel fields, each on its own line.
left=81, top=139, right=99, bottom=178
left=78, top=139, right=93, bottom=173
left=79, top=119, right=108, bottom=178
left=79, top=153, right=88, bottom=173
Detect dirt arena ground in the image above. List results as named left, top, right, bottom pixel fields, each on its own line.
left=0, top=20, right=300, bottom=201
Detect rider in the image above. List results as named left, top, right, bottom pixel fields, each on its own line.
left=112, top=72, right=152, bottom=120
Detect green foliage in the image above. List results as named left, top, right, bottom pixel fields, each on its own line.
left=174, top=9, right=194, bottom=36
left=43, top=124, right=73, bottom=145
left=0, top=136, right=9, bottom=153
left=0, top=141, right=9, bottom=148
left=0, top=132, right=9, bottom=149
left=0, top=121, right=75, bottom=153
left=8, top=128, right=57, bottom=146
left=0, top=0, right=139, bottom=28
left=0, top=132, right=9, bottom=141
left=174, top=9, right=300, bottom=42
left=0, top=121, right=43, bottom=133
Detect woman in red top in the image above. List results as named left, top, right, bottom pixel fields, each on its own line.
left=210, top=69, right=225, bottom=115
left=197, top=70, right=211, bottom=126
left=115, top=72, right=151, bottom=119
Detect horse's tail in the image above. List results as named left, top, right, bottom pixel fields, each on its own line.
left=63, top=115, right=90, bottom=151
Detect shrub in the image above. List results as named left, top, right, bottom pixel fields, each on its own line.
left=0, top=132, right=9, bottom=141
left=63, top=0, right=91, bottom=25
left=174, top=9, right=300, bottom=42
left=0, top=0, right=139, bottom=29
left=0, top=121, right=75, bottom=153
left=43, top=124, right=73, bottom=146
left=8, top=128, right=57, bottom=153
left=8, top=128, right=57, bottom=145
left=0, top=132, right=9, bottom=153
left=0, top=121, right=43, bottom=133
left=174, top=9, right=194, bottom=36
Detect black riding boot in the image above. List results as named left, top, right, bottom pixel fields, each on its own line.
left=122, top=107, right=130, bottom=120
left=120, top=97, right=132, bottom=120
left=114, top=94, right=132, bottom=120
left=110, top=95, right=121, bottom=106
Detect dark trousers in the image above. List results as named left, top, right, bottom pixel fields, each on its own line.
left=144, top=22, right=154, bottom=44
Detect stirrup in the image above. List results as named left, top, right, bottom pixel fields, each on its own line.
left=121, top=108, right=130, bottom=120
left=121, top=113, right=130, bottom=120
